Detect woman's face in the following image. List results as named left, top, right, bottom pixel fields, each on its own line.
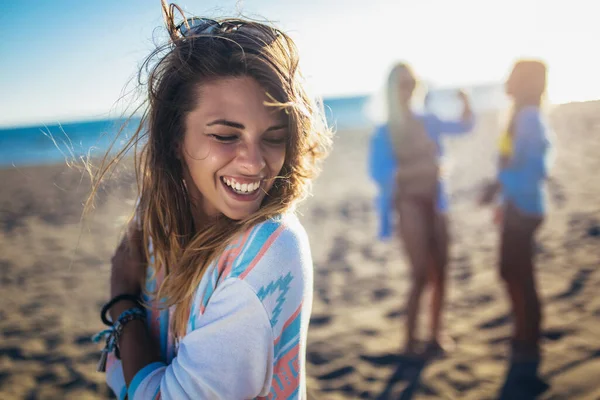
left=181, top=76, right=287, bottom=221
left=397, top=67, right=416, bottom=103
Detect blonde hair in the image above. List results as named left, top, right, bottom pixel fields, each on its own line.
left=86, top=9, right=332, bottom=337
left=386, top=63, right=412, bottom=151
left=386, top=63, right=435, bottom=162
left=506, top=59, right=548, bottom=136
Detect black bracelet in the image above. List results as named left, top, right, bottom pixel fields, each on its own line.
left=101, top=294, right=143, bottom=327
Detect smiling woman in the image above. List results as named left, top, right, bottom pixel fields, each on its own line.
left=86, top=2, right=332, bottom=399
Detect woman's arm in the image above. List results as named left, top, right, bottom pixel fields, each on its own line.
left=107, top=224, right=273, bottom=398
left=126, top=278, right=273, bottom=400
left=436, top=90, right=475, bottom=135
left=108, top=226, right=161, bottom=386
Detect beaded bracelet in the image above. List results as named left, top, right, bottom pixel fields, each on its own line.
left=112, top=308, right=146, bottom=358
left=93, top=307, right=146, bottom=372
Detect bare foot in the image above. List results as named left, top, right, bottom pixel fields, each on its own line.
left=424, top=335, right=455, bottom=360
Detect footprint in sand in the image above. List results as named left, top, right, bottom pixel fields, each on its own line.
left=1, top=326, right=26, bottom=339
left=73, top=334, right=94, bottom=346
left=372, top=287, right=392, bottom=301
left=588, top=224, right=600, bottom=238
left=327, top=236, right=351, bottom=265
left=307, top=339, right=349, bottom=366
left=359, top=353, right=403, bottom=366
left=552, top=267, right=594, bottom=300
left=542, top=328, right=573, bottom=342
left=44, top=334, right=63, bottom=350
left=451, top=254, right=472, bottom=284
left=317, top=365, right=355, bottom=380
left=310, top=314, right=332, bottom=328
left=36, top=371, right=59, bottom=384
left=547, top=178, right=567, bottom=208
left=360, top=328, right=379, bottom=337
left=566, top=214, right=600, bottom=245
left=385, top=308, right=406, bottom=320
left=19, top=301, right=43, bottom=315
left=338, top=197, right=373, bottom=225
left=0, top=372, right=10, bottom=387
left=360, top=243, right=390, bottom=265
left=310, top=204, right=327, bottom=221
left=479, top=313, right=511, bottom=330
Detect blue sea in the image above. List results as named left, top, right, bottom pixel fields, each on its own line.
left=0, top=85, right=507, bottom=168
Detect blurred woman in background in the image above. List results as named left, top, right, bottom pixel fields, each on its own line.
left=369, top=63, right=474, bottom=358
left=481, top=59, right=552, bottom=371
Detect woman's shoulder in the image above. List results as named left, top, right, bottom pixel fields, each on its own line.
left=222, top=213, right=311, bottom=282
left=192, top=213, right=311, bottom=320
left=215, top=213, right=311, bottom=327
left=246, top=212, right=309, bottom=252
left=515, top=106, right=547, bottom=135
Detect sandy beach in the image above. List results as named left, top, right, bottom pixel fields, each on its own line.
left=1, top=101, right=599, bottom=399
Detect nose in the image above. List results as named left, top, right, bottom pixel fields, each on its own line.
left=237, top=141, right=266, bottom=175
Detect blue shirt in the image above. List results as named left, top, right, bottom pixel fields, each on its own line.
left=368, top=113, right=475, bottom=239
left=498, top=106, right=552, bottom=216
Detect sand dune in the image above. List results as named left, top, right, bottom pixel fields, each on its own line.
left=1, top=102, right=599, bottom=399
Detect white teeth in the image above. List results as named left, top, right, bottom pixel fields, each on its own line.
left=223, top=178, right=261, bottom=194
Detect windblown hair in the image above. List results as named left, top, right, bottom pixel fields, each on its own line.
left=86, top=5, right=332, bottom=337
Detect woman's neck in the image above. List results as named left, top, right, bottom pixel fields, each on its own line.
left=399, top=102, right=412, bottom=116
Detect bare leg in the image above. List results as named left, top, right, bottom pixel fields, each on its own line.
left=398, top=200, right=432, bottom=353
left=501, top=207, right=527, bottom=344
left=428, top=213, right=449, bottom=343
left=501, top=203, right=543, bottom=359
left=522, top=223, right=543, bottom=357
left=506, top=281, right=528, bottom=343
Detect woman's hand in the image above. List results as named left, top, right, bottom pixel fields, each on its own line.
left=458, top=89, right=473, bottom=120
left=493, top=204, right=504, bottom=226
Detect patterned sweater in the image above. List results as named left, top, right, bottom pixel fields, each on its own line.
left=105, top=213, right=313, bottom=399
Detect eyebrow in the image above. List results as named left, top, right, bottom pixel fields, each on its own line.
left=206, top=119, right=287, bottom=131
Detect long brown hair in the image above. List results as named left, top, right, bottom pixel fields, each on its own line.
left=86, top=5, right=332, bottom=337
left=506, top=59, right=547, bottom=136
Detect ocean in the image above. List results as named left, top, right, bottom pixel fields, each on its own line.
left=0, top=84, right=507, bottom=168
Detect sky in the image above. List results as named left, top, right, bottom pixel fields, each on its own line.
left=0, top=0, right=598, bottom=127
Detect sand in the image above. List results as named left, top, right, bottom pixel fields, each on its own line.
left=1, top=101, right=599, bottom=399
